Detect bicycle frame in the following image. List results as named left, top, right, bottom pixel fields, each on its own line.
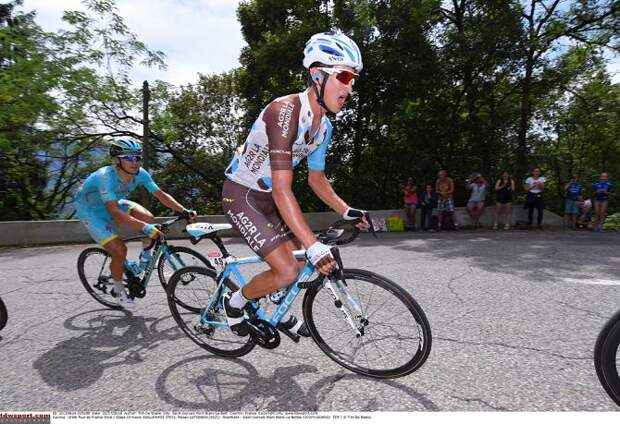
left=121, top=236, right=192, bottom=289
left=200, top=249, right=316, bottom=329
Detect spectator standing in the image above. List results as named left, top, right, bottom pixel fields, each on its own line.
left=593, top=172, right=613, bottom=232
left=524, top=168, right=546, bottom=230
left=493, top=171, right=515, bottom=230
left=466, top=173, right=488, bottom=228
left=435, top=170, right=459, bottom=230
left=564, top=176, right=583, bottom=229
left=400, top=176, right=418, bottom=230
left=419, top=183, right=437, bottom=231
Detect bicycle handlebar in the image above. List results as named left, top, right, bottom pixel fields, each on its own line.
left=316, top=211, right=376, bottom=246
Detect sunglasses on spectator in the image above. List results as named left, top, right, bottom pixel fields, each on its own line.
left=120, top=155, right=142, bottom=162
left=317, top=67, right=358, bottom=85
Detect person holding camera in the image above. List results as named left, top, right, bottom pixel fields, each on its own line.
left=524, top=168, right=546, bottom=230
left=466, top=173, right=488, bottom=228
left=493, top=171, right=515, bottom=230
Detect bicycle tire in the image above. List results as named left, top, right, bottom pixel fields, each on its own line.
left=77, top=247, right=122, bottom=310
left=157, top=245, right=213, bottom=311
left=303, top=268, right=432, bottom=379
left=0, top=297, right=7, bottom=332
left=167, top=266, right=255, bottom=357
left=594, top=308, right=620, bottom=407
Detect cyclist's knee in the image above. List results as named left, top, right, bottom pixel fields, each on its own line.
left=272, top=264, right=299, bottom=289
left=104, top=239, right=127, bottom=260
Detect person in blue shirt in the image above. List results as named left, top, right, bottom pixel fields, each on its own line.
left=592, top=172, right=613, bottom=232
left=74, top=138, right=196, bottom=307
left=564, top=176, right=583, bottom=229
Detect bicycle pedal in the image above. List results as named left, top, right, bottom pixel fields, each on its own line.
left=278, top=327, right=300, bottom=343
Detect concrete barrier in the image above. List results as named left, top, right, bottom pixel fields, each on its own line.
left=0, top=206, right=563, bottom=247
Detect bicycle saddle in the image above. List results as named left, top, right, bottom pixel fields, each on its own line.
left=186, top=222, right=232, bottom=238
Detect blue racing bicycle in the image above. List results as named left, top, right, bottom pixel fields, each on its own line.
left=166, top=215, right=432, bottom=379
left=77, top=215, right=211, bottom=311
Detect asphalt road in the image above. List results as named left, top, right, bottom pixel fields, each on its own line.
left=1, top=229, right=619, bottom=412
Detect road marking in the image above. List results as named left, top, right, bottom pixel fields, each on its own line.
left=562, top=277, right=620, bottom=286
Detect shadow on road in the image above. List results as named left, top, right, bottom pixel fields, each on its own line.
left=155, top=354, right=439, bottom=411
left=33, top=308, right=184, bottom=391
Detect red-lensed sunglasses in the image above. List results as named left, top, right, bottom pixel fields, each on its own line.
left=317, top=67, right=358, bottom=85
left=119, top=155, right=142, bottom=162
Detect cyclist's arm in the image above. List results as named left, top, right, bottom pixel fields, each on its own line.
left=447, top=178, right=455, bottom=195
left=308, top=170, right=348, bottom=215
left=272, top=170, right=317, bottom=249
left=152, top=190, right=185, bottom=213
left=105, top=201, right=149, bottom=233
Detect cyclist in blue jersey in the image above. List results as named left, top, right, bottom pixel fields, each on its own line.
left=592, top=172, right=613, bottom=232
left=74, top=138, right=196, bottom=307
left=221, top=31, right=368, bottom=337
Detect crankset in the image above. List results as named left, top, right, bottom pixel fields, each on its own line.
left=126, top=276, right=146, bottom=298
left=247, top=319, right=280, bottom=349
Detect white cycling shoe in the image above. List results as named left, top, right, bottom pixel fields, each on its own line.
left=111, top=287, right=135, bottom=309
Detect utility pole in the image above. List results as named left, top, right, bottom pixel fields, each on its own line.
left=142, top=80, right=152, bottom=210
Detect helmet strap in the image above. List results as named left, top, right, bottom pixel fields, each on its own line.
left=311, top=71, right=335, bottom=114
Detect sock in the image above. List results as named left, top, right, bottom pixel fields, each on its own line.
left=229, top=289, right=249, bottom=309
left=113, top=280, right=124, bottom=295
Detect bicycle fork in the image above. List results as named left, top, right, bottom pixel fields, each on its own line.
left=324, top=278, right=368, bottom=337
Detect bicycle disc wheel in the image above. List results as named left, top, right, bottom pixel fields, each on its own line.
left=303, top=269, right=432, bottom=379
left=167, top=266, right=255, bottom=357
left=0, top=297, right=7, bottom=332
left=594, top=309, right=620, bottom=407
left=157, top=245, right=213, bottom=293
left=77, top=247, right=122, bottom=310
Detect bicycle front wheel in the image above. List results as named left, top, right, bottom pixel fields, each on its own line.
left=0, top=297, right=7, bottom=332
left=77, top=247, right=122, bottom=310
left=167, top=266, right=255, bottom=358
left=303, top=269, right=432, bottom=379
left=594, top=309, right=620, bottom=407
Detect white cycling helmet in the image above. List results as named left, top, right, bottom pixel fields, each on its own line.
left=303, top=31, right=363, bottom=72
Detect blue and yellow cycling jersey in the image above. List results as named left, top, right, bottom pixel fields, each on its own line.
left=74, top=166, right=160, bottom=245
left=75, top=165, right=159, bottom=211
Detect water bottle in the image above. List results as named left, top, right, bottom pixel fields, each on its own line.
left=139, top=250, right=152, bottom=272
left=124, top=259, right=142, bottom=277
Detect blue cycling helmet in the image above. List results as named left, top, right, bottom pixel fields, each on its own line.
left=109, top=138, right=142, bottom=157
left=303, top=31, right=363, bottom=72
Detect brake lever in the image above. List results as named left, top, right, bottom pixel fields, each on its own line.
left=330, top=247, right=346, bottom=284
left=365, top=212, right=377, bottom=238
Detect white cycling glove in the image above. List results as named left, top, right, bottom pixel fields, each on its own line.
left=306, top=241, right=333, bottom=266
left=342, top=207, right=365, bottom=221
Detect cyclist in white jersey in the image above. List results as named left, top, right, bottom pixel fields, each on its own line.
left=222, top=31, right=368, bottom=337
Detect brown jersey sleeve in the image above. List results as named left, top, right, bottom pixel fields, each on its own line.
left=263, top=94, right=301, bottom=171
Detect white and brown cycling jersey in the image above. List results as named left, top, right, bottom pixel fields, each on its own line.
left=225, top=90, right=333, bottom=192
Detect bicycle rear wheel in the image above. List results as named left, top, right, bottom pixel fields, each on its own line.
left=167, top=266, right=255, bottom=357
left=77, top=247, right=122, bottom=310
left=303, top=269, right=431, bottom=379
left=594, top=309, right=620, bottom=407
left=0, top=297, right=7, bottom=332
left=157, top=245, right=213, bottom=292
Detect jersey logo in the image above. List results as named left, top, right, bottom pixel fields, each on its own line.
left=276, top=101, right=295, bottom=138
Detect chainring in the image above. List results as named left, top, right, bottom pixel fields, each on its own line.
left=248, top=319, right=280, bottom=349
left=126, top=277, right=146, bottom=298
